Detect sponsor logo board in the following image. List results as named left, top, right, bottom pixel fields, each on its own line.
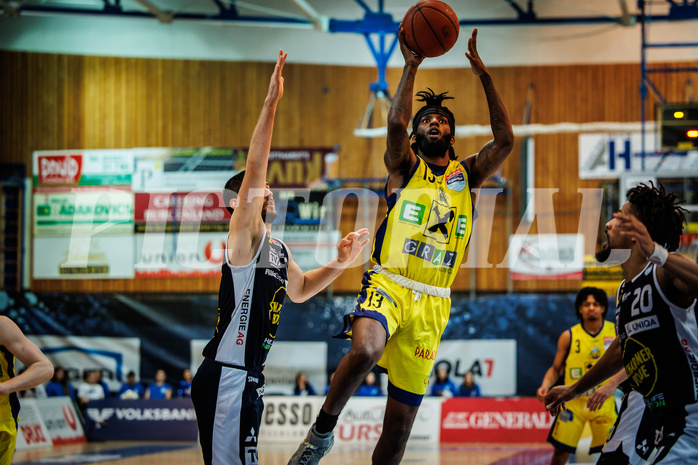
left=440, top=397, right=551, bottom=443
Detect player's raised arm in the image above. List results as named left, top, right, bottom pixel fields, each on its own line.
left=462, top=29, right=514, bottom=189
left=286, top=229, right=371, bottom=303
left=385, top=25, right=423, bottom=192
left=227, top=50, right=287, bottom=258
left=0, top=316, right=53, bottom=396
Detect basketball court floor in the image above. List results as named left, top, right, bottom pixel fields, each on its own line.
left=13, top=441, right=558, bottom=465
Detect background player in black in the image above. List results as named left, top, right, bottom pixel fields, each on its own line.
left=191, top=50, right=370, bottom=465
left=545, top=182, right=698, bottom=464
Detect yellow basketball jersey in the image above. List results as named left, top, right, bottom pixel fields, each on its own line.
left=564, top=321, right=616, bottom=393
left=0, top=346, right=18, bottom=423
left=372, top=157, right=473, bottom=288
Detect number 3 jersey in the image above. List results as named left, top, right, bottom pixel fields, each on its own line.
left=563, top=321, right=616, bottom=394
left=616, top=262, right=698, bottom=410
left=202, top=233, right=289, bottom=368
left=371, top=157, right=474, bottom=288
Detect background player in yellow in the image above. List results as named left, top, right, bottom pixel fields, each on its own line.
left=536, top=287, right=618, bottom=465
left=289, top=27, right=513, bottom=465
left=0, top=316, right=54, bottom=465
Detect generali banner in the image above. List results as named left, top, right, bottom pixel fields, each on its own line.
left=440, top=397, right=552, bottom=443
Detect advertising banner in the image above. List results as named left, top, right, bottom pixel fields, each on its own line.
left=259, top=396, right=325, bottom=443
left=190, top=340, right=327, bottom=396
left=440, top=397, right=552, bottom=443
left=28, top=335, right=140, bottom=393
left=430, top=340, right=517, bottom=396
left=133, top=191, right=230, bottom=232
left=134, top=232, right=227, bottom=277
left=33, top=187, right=134, bottom=236
left=131, top=147, right=333, bottom=192
left=33, top=235, right=135, bottom=279
left=335, top=397, right=442, bottom=445
left=14, top=399, right=52, bottom=450
left=34, top=397, right=86, bottom=445
left=259, top=397, right=441, bottom=445
left=275, top=230, right=341, bottom=272
left=582, top=254, right=624, bottom=296
left=509, top=234, right=584, bottom=280
left=579, top=133, right=698, bottom=179
left=84, top=399, right=198, bottom=441
left=33, top=150, right=134, bottom=186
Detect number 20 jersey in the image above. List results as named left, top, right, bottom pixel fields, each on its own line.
left=616, top=262, right=698, bottom=410
left=371, top=157, right=474, bottom=288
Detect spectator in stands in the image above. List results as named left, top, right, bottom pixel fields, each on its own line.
left=176, top=368, right=193, bottom=398
left=77, top=369, right=105, bottom=408
left=457, top=370, right=481, bottom=397
left=355, top=371, right=382, bottom=397
left=46, top=366, right=76, bottom=399
left=145, top=369, right=172, bottom=400
left=430, top=366, right=457, bottom=397
left=95, top=370, right=111, bottom=398
left=294, top=372, right=317, bottom=396
left=118, top=371, right=145, bottom=399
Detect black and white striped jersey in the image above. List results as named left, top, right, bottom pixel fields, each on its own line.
left=202, top=233, right=289, bottom=368
left=616, top=262, right=698, bottom=411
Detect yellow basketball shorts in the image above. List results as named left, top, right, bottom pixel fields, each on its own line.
left=335, top=270, right=450, bottom=406
left=0, top=418, right=17, bottom=465
left=548, top=396, right=617, bottom=454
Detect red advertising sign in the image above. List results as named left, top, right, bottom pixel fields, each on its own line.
left=440, top=397, right=552, bottom=443
left=38, top=154, right=83, bottom=185
left=134, top=191, right=230, bottom=230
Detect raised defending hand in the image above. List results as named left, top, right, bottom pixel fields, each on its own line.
left=398, top=24, right=425, bottom=67
left=336, top=228, right=371, bottom=266
left=613, top=211, right=655, bottom=258
left=544, top=385, right=576, bottom=416
left=465, top=28, right=488, bottom=77
left=267, top=50, right=287, bottom=102
left=586, top=383, right=614, bottom=412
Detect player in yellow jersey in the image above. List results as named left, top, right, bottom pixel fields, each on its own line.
left=289, top=27, right=513, bottom=465
left=536, top=288, right=619, bottom=465
left=0, top=316, right=54, bottom=465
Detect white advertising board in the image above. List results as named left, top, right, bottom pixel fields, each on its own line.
left=579, top=132, right=698, bottom=179
left=430, top=340, right=517, bottom=396
left=33, top=235, right=135, bottom=279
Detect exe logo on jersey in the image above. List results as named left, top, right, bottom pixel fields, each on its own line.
left=398, top=200, right=468, bottom=243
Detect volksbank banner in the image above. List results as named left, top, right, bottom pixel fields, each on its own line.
left=84, top=399, right=197, bottom=441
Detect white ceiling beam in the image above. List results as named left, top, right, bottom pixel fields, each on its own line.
left=133, top=0, right=173, bottom=24
left=289, top=0, right=328, bottom=31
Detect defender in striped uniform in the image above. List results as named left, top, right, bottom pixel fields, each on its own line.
left=545, top=182, right=698, bottom=465
left=537, top=288, right=617, bottom=465
left=0, top=316, right=54, bottom=465
left=290, top=27, right=514, bottom=465
left=190, top=51, right=369, bottom=465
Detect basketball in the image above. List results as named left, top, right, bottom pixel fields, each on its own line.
left=402, top=0, right=460, bottom=58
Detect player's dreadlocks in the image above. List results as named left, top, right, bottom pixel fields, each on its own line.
left=626, top=181, right=687, bottom=252
left=411, top=88, right=457, bottom=161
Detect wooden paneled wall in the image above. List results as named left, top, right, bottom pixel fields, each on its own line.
left=2, top=51, right=694, bottom=293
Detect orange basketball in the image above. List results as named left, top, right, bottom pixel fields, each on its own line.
left=402, top=0, right=460, bottom=58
